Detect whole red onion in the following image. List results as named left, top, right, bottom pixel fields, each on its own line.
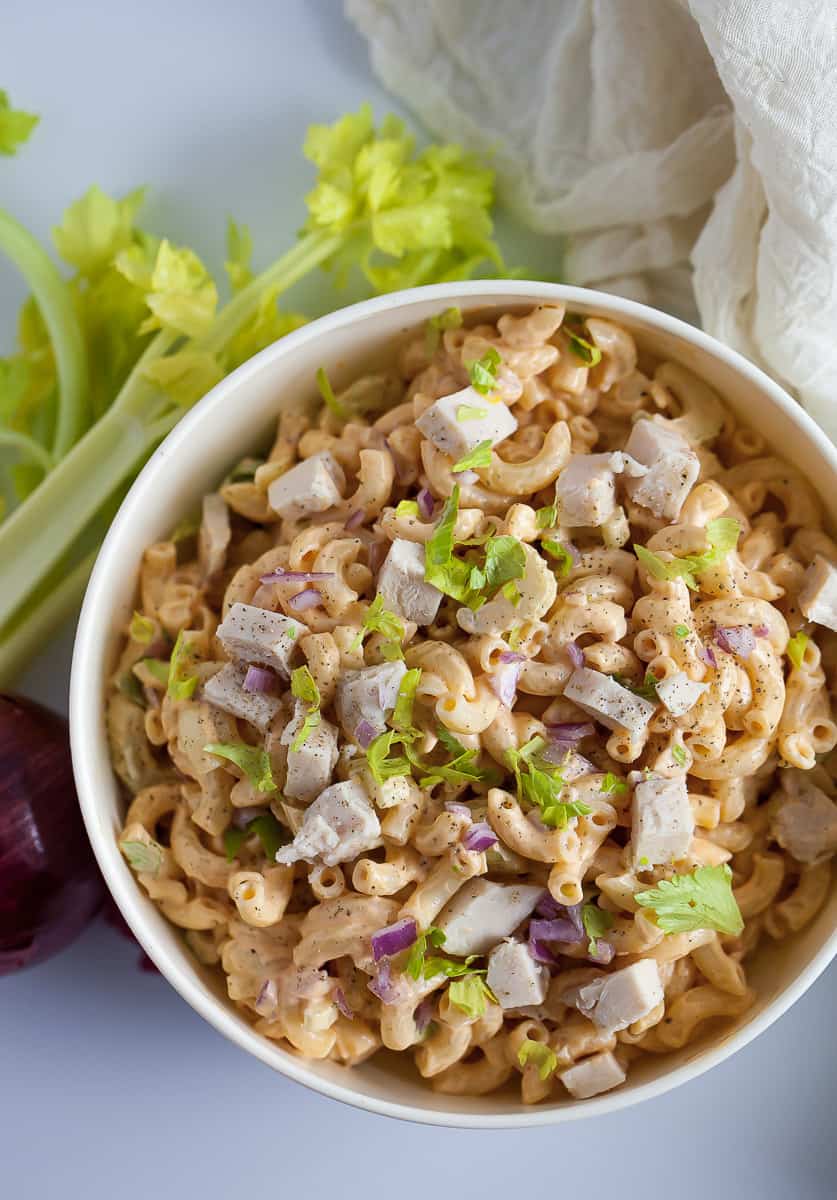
left=0, top=695, right=105, bottom=974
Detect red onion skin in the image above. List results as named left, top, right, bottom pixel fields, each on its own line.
left=0, top=695, right=105, bottom=975
left=101, top=898, right=158, bottom=973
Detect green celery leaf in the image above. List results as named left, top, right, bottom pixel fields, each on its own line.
left=290, top=665, right=321, bottom=751
left=223, top=827, right=247, bottom=862
left=54, top=185, right=146, bottom=277
left=448, top=974, right=497, bottom=1018
left=517, top=1039, right=558, bottom=1080
left=225, top=217, right=254, bottom=292
left=203, top=742, right=277, bottom=793
left=143, top=351, right=224, bottom=408
left=120, top=836, right=163, bottom=876
left=581, top=902, right=614, bottom=955
left=391, top=667, right=421, bottom=733
left=167, top=629, right=198, bottom=700
left=316, top=365, right=348, bottom=419
left=635, top=864, right=744, bottom=936
left=129, top=611, right=155, bottom=645
left=466, top=348, right=501, bottom=394
left=536, top=503, right=558, bottom=530
left=567, top=331, right=602, bottom=366
left=542, top=539, right=574, bottom=577
left=248, top=813, right=287, bottom=860
left=0, top=89, right=39, bottom=156
left=350, top=593, right=405, bottom=657
left=367, top=729, right=411, bottom=784
left=786, top=631, right=809, bottom=670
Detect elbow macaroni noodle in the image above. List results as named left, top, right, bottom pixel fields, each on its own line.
left=111, top=305, right=836, bottom=1104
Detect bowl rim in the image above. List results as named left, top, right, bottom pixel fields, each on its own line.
left=70, top=279, right=837, bottom=1128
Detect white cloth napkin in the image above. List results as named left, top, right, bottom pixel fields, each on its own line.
left=346, top=0, right=837, bottom=439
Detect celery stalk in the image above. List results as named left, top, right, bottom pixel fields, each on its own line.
left=0, top=103, right=508, bottom=683
left=0, top=549, right=97, bottom=688
left=0, top=406, right=178, bottom=634
left=0, top=231, right=340, bottom=639
left=0, top=208, right=88, bottom=458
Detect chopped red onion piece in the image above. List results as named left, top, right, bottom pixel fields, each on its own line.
left=444, top=801, right=472, bottom=817
left=288, top=587, right=322, bottom=611
left=355, top=719, right=378, bottom=749
left=243, top=665, right=277, bottom=694
left=566, top=640, right=584, bottom=669
left=535, top=891, right=562, bottom=918
left=488, top=659, right=522, bottom=707
left=367, top=540, right=388, bottom=576
left=462, top=821, right=498, bottom=852
left=529, top=916, right=586, bottom=944
left=255, top=978, right=278, bottom=1016
left=368, top=959, right=400, bottom=1004
left=417, top=488, right=435, bottom=520
left=287, top=966, right=331, bottom=1000
left=371, top=917, right=418, bottom=962
left=754, top=624, right=770, bottom=638
left=714, top=624, right=755, bottom=659
left=566, top=542, right=581, bottom=566
left=232, top=805, right=268, bottom=829
left=588, top=939, right=615, bottom=965
left=454, top=468, right=479, bottom=485
left=542, top=741, right=573, bottom=764
left=528, top=937, right=559, bottom=966
left=498, top=650, right=525, bottom=664
left=700, top=643, right=718, bottom=668
left=345, top=509, right=365, bottom=530
left=334, top=987, right=354, bottom=1020
left=259, top=568, right=335, bottom=584
left=414, top=996, right=434, bottom=1034
left=386, top=439, right=411, bottom=484
left=545, top=722, right=595, bottom=743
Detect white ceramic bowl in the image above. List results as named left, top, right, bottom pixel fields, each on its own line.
left=70, top=281, right=837, bottom=1127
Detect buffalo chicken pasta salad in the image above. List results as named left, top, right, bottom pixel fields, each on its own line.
left=110, top=304, right=837, bottom=1103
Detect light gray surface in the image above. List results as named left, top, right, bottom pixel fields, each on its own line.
left=1, top=2, right=834, bottom=1197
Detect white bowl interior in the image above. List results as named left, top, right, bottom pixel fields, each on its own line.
left=70, top=282, right=837, bottom=1127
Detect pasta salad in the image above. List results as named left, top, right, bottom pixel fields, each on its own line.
left=110, top=303, right=837, bottom=1103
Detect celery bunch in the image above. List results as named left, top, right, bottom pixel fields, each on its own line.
left=0, top=99, right=505, bottom=683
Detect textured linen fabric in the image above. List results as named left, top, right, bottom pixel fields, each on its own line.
left=347, top=0, right=837, bottom=438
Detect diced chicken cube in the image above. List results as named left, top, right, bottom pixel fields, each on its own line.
left=415, top=385, right=517, bottom=462
left=457, top=542, right=557, bottom=636
left=655, top=671, right=708, bottom=717
left=216, top=603, right=303, bottom=678
left=280, top=701, right=339, bottom=803
left=623, top=419, right=700, bottom=520
left=275, top=779, right=381, bottom=867
left=559, top=1051, right=626, bottom=1100
left=771, top=771, right=837, bottom=865
left=377, top=539, right=442, bottom=625
left=486, top=940, right=549, bottom=1009
left=362, top=770, right=414, bottom=811
left=631, top=773, right=694, bottom=869
left=555, top=452, right=643, bottom=528
left=564, top=667, right=656, bottom=737
left=203, top=663, right=280, bottom=732
left=798, top=556, right=837, bottom=632
left=267, top=452, right=345, bottom=520
left=437, top=879, right=543, bottom=956
left=335, top=661, right=407, bottom=742
left=565, top=960, right=663, bottom=1035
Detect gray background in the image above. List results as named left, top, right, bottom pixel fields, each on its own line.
left=2, top=3, right=834, bottom=1197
